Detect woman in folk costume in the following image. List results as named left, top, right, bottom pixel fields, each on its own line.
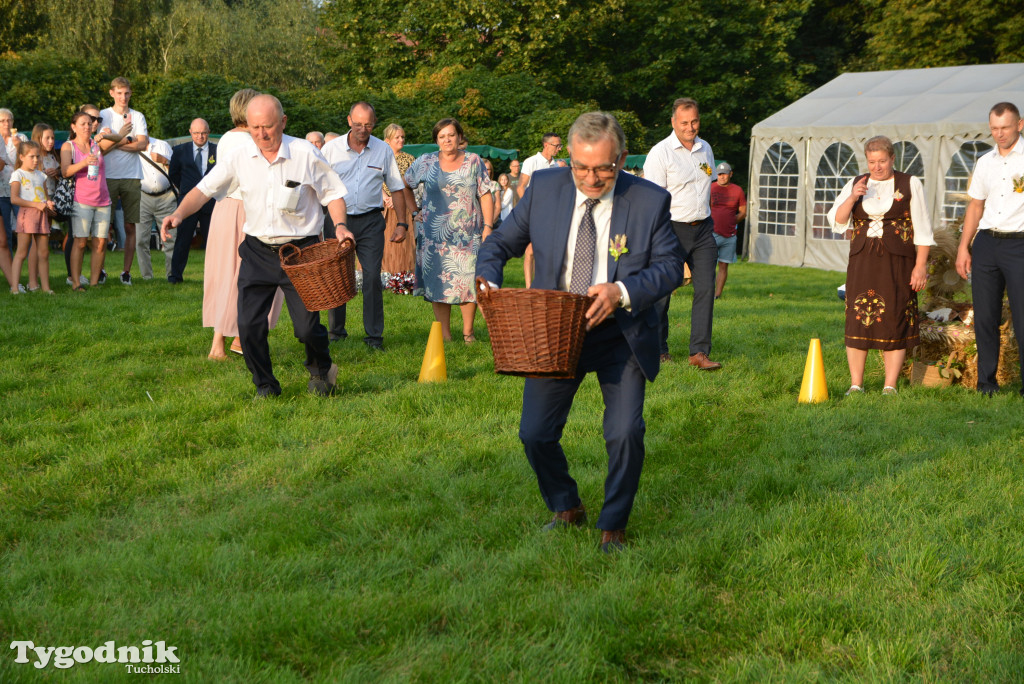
left=829, top=135, right=934, bottom=395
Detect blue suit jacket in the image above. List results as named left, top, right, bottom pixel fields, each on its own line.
left=476, top=167, right=684, bottom=381
left=169, top=142, right=217, bottom=201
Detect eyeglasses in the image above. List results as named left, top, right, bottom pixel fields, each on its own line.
left=570, top=160, right=618, bottom=178
left=545, top=141, right=563, bottom=150
left=84, top=116, right=100, bottom=123
left=351, top=122, right=375, bottom=130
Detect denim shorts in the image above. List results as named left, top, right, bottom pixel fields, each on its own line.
left=714, top=232, right=737, bottom=264
left=71, top=202, right=111, bottom=240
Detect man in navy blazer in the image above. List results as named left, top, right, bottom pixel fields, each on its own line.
left=167, top=118, right=217, bottom=283
left=476, top=112, right=684, bottom=552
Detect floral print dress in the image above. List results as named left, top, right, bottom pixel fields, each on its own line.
left=404, top=151, right=489, bottom=304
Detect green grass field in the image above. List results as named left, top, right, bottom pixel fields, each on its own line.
left=2, top=253, right=1023, bottom=682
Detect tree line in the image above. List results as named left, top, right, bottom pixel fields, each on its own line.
left=1, top=0, right=1021, bottom=183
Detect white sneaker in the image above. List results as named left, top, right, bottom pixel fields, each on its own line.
left=66, top=277, right=73, bottom=286
left=845, top=385, right=864, bottom=396
left=119, top=272, right=132, bottom=286
left=80, top=275, right=89, bottom=286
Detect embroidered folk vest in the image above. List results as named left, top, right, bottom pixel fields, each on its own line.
left=849, top=171, right=916, bottom=258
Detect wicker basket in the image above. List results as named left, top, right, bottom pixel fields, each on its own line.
left=476, top=277, right=594, bottom=379
left=279, top=238, right=357, bottom=312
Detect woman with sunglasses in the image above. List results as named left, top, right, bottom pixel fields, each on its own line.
left=59, top=105, right=131, bottom=288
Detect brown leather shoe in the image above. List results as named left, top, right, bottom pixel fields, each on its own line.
left=688, top=352, right=722, bottom=371
left=660, top=352, right=672, bottom=363
left=543, top=504, right=587, bottom=531
left=600, top=529, right=626, bottom=553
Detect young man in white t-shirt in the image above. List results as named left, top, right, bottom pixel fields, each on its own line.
left=99, top=76, right=149, bottom=285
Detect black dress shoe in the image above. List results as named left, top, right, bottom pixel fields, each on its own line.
left=364, top=340, right=384, bottom=351
left=308, top=363, right=338, bottom=396
left=329, top=332, right=348, bottom=342
left=600, top=529, right=626, bottom=554
left=254, top=385, right=281, bottom=399
left=543, top=504, right=587, bottom=531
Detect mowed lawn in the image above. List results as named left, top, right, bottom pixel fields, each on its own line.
left=2, top=253, right=1023, bottom=682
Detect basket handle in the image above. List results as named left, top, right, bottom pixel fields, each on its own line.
left=475, top=276, right=492, bottom=296
left=338, top=237, right=355, bottom=253
left=279, top=242, right=300, bottom=265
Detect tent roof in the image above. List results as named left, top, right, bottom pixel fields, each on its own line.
left=752, top=63, right=1024, bottom=140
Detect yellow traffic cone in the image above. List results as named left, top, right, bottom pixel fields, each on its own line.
left=798, top=338, right=829, bottom=403
left=418, top=321, right=447, bottom=383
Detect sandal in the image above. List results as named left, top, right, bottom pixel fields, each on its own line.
left=463, top=334, right=476, bottom=344
left=71, top=285, right=87, bottom=292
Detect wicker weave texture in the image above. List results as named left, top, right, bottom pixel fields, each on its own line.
left=476, top=278, right=593, bottom=379
left=279, top=238, right=357, bottom=312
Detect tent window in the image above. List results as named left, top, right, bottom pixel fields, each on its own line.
left=894, top=141, right=925, bottom=182
left=812, top=143, right=858, bottom=240
left=943, top=141, right=992, bottom=226
left=757, top=142, right=798, bottom=236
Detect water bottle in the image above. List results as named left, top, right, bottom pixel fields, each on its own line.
left=87, top=141, right=99, bottom=181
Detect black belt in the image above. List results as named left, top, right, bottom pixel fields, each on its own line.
left=988, top=231, right=1024, bottom=239
left=142, top=188, right=173, bottom=197
left=674, top=218, right=707, bottom=226
left=246, top=234, right=319, bottom=253
left=349, top=208, right=384, bottom=218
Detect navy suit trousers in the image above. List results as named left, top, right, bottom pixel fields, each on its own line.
left=970, top=230, right=1024, bottom=394
left=519, top=321, right=647, bottom=531
left=656, top=216, right=717, bottom=356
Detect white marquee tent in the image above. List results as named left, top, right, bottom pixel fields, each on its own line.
left=747, top=63, right=1024, bottom=272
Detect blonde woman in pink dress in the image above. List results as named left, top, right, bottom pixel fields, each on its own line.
left=203, top=89, right=283, bottom=360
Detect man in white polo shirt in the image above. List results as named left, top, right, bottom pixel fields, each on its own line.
left=321, top=101, right=410, bottom=350
left=643, top=97, right=722, bottom=370
left=956, top=101, right=1024, bottom=396
left=162, top=94, right=352, bottom=398
left=100, top=76, right=149, bottom=285
left=517, top=132, right=562, bottom=288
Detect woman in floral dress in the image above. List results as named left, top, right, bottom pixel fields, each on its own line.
left=404, top=118, right=494, bottom=343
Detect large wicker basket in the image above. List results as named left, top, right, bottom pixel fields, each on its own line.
left=476, top=277, right=594, bottom=379
left=279, top=238, right=357, bottom=312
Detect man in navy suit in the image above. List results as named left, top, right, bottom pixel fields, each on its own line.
left=476, top=111, right=684, bottom=552
left=167, top=118, right=217, bottom=283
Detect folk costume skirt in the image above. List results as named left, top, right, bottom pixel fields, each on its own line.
left=845, top=238, right=919, bottom=351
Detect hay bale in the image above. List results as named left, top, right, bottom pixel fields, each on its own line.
left=956, top=318, right=1018, bottom=389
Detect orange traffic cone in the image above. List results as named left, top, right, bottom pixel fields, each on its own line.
left=418, top=321, right=447, bottom=383
left=798, top=338, right=828, bottom=403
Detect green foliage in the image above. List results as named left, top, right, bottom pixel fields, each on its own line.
left=142, top=73, right=248, bottom=139
left=854, top=0, right=1024, bottom=69
left=0, top=50, right=108, bottom=129
left=0, top=0, right=45, bottom=53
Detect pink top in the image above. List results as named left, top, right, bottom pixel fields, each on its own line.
left=67, top=140, right=110, bottom=207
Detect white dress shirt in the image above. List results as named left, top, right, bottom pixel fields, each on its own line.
left=828, top=174, right=935, bottom=246
left=321, top=133, right=403, bottom=214
left=968, top=135, right=1024, bottom=232
left=215, top=130, right=250, bottom=201
left=98, top=107, right=148, bottom=180
left=521, top=151, right=557, bottom=180
left=140, top=138, right=173, bottom=194
left=197, top=134, right=347, bottom=240
left=193, top=143, right=210, bottom=175
left=560, top=180, right=632, bottom=309
left=643, top=132, right=715, bottom=222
